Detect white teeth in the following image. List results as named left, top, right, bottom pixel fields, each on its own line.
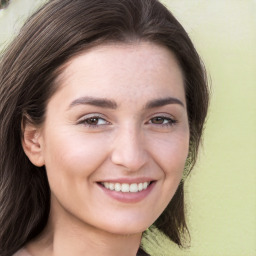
left=121, top=183, right=129, bottom=192
left=114, top=183, right=121, bottom=192
left=130, top=183, right=138, bottom=193
left=143, top=182, right=148, bottom=189
left=109, top=183, right=114, bottom=190
left=102, top=181, right=150, bottom=192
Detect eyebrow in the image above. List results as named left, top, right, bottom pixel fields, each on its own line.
left=68, top=96, right=184, bottom=110
left=145, top=97, right=184, bottom=108
left=69, top=96, right=117, bottom=109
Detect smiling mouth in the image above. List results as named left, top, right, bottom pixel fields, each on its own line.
left=99, top=181, right=154, bottom=193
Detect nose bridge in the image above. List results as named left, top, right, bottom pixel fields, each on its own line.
left=111, top=123, right=147, bottom=171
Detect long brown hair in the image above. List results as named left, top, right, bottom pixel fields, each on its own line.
left=0, top=0, right=209, bottom=255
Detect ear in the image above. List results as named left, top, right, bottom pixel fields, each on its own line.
left=22, top=120, right=45, bottom=167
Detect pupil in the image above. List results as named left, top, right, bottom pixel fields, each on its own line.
left=88, top=118, right=98, bottom=124
left=153, top=117, right=163, bottom=124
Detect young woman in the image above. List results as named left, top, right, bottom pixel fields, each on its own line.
left=0, top=0, right=209, bottom=255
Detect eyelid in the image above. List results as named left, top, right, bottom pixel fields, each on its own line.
left=77, top=113, right=110, bottom=126
left=146, top=113, right=178, bottom=126
left=147, top=112, right=176, bottom=120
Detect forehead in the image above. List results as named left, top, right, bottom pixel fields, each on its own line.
left=53, top=42, right=185, bottom=106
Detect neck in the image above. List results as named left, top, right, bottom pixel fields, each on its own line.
left=26, top=196, right=142, bottom=256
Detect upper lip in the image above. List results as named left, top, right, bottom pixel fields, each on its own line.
left=97, top=178, right=156, bottom=184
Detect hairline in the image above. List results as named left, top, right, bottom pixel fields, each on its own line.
left=49, top=39, right=187, bottom=111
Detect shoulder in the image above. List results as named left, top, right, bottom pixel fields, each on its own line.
left=13, top=248, right=32, bottom=256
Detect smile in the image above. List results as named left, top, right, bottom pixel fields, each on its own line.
left=101, top=182, right=150, bottom=193
left=97, top=180, right=156, bottom=203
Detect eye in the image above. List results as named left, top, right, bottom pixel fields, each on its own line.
left=78, top=115, right=110, bottom=127
left=85, top=117, right=106, bottom=125
left=148, top=116, right=177, bottom=126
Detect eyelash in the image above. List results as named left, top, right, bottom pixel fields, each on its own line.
left=77, top=115, right=177, bottom=128
left=147, top=116, right=177, bottom=127
left=77, top=115, right=110, bottom=128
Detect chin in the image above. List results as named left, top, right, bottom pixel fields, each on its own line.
left=96, top=215, right=155, bottom=235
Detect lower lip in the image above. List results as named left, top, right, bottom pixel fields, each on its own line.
left=98, top=182, right=156, bottom=203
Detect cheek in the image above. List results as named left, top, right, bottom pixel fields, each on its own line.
left=42, top=131, right=112, bottom=215
left=149, top=131, right=189, bottom=179
left=42, top=130, right=110, bottom=183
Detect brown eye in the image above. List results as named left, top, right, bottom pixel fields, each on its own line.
left=151, top=117, right=165, bottom=124
left=86, top=117, right=99, bottom=125
left=79, top=116, right=109, bottom=127
left=149, top=116, right=176, bottom=126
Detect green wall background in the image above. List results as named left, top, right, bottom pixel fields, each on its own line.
left=1, top=1, right=255, bottom=255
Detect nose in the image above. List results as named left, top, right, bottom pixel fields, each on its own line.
left=110, top=125, right=148, bottom=171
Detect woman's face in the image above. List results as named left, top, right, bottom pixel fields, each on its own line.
left=37, top=42, right=189, bottom=235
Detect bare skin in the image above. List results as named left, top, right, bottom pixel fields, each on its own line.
left=22, top=42, right=189, bottom=256
left=25, top=196, right=141, bottom=256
